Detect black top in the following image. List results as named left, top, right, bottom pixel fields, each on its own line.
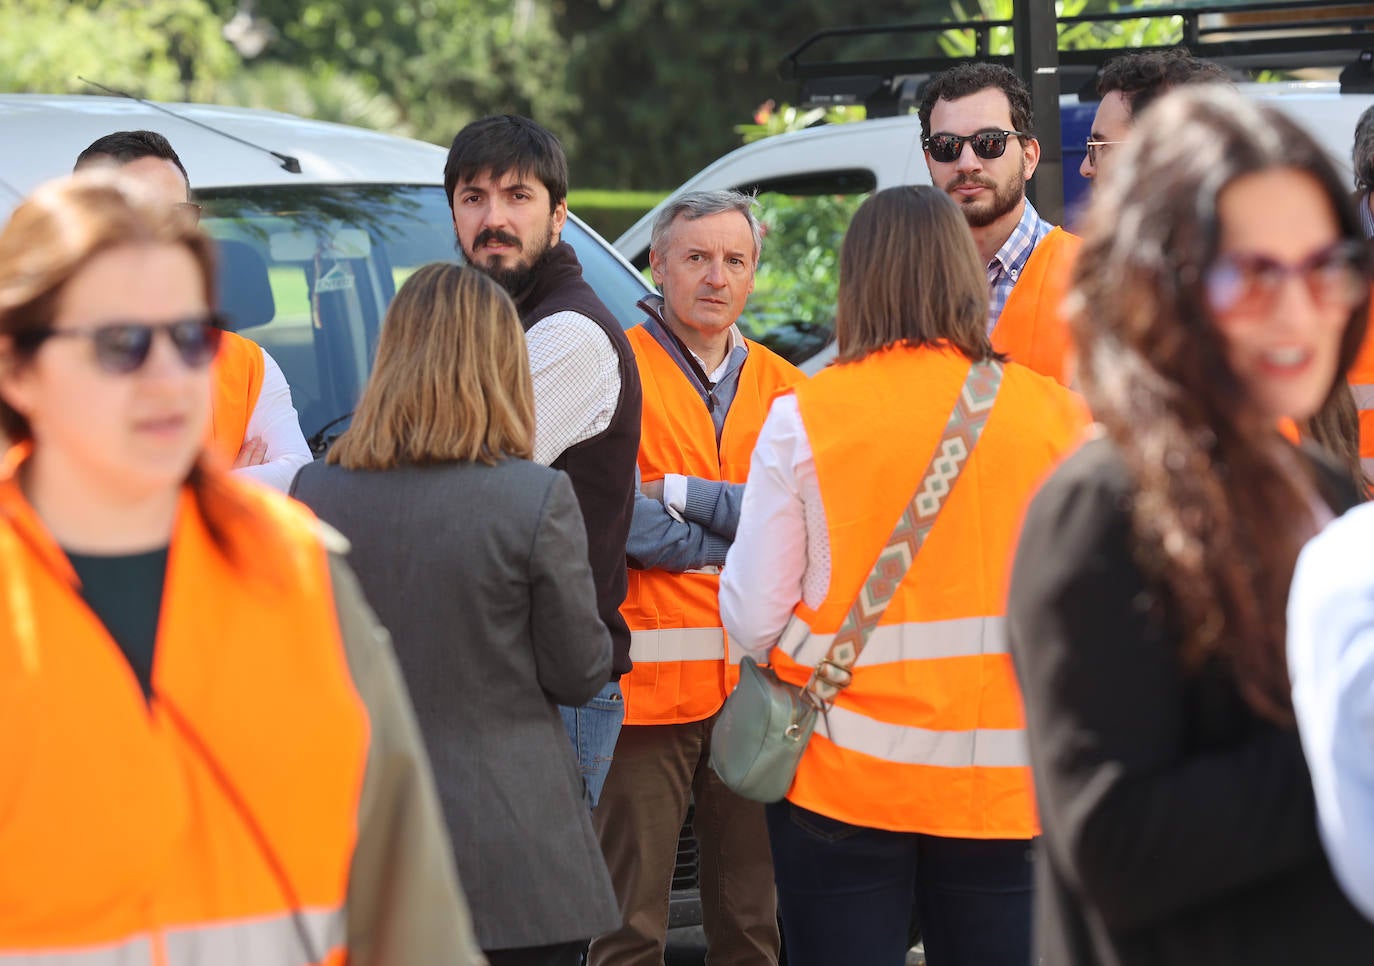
left=68, top=547, right=168, bottom=699
left=1007, top=437, right=1374, bottom=966
left=516, top=240, right=643, bottom=677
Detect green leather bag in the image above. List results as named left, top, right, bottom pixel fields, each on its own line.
left=709, top=655, right=818, bottom=803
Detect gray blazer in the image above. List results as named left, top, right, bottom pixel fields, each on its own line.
left=292, top=458, right=620, bottom=951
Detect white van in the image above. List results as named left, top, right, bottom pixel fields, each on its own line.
left=616, top=82, right=1374, bottom=373
left=0, top=94, right=653, bottom=453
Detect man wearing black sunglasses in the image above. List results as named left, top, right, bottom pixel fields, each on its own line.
left=919, top=64, right=1078, bottom=386
left=74, top=130, right=312, bottom=492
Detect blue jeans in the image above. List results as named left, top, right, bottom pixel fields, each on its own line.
left=765, top=800, right=1032, bottom=966
left=559, top=681, right=625, bottom=809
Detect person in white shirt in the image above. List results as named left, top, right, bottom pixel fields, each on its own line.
left=445, top=115, right=642, bottom=813
left=74, top=130, right=312, bottom=492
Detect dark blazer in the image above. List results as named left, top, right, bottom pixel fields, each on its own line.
left=292, top=457, right=620, bottom=951
left=1008, top=436, right=1374, bottom=965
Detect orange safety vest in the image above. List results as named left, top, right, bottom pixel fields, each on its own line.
left=770, top=344, right=1087, bottom=837
left=208, top=331, right=266, bottom=464
left=1349, top=292, right=1374, bottom=479
left=620, top=325, right=804, bottom=725
left=0, top=448, right=367, bottom=964
left=992, top=226, right=1081, bottom=387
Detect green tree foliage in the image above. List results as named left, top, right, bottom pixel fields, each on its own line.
left=551, top=0, right=919, bottom=190
left=0, top=0, right=238, bottom=100
left=213, top=0, right=576, bottom=148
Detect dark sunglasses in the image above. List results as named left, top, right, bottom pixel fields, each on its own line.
left=21, top=315, right=224, bottom=374
left=922, top=130, right=1032, bottom=163
left=1205, top=241, right=1369, bottom=316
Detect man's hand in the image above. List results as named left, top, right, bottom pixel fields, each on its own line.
left=233, top=435, right=269, bottom=469
left=641, top=477, right=665, bottom=502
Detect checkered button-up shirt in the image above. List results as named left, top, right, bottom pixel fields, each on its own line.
left=987, top=201, right=1053, bottom=334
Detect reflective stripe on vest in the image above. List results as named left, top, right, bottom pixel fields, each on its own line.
left=818, top=706, right=1030, bottom=769
left=0, top=909, right=344, bottom=966
left=619, top=325, right=804, bottom=725
left=777, top=345, right=1087, bottom=836
left=629, top=626, right=726, bottom=664
left=208, top=331, right=266, bottom=465
left=780, top=614, right=1006, bottom=668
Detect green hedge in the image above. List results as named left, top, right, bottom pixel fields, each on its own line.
left=567, top=189, right=668, bottom=243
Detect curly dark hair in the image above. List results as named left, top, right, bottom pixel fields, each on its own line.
left=918, top=63, right=1034, bottom=140
left=1096, top=48, right=1229, bottom=119
left=1068, top=86, right=1369, bottom=723
left=1353, top=104, right=1374, bottom=191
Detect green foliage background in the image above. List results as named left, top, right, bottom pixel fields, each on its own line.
left=0, top=0, right=1291, bottom=190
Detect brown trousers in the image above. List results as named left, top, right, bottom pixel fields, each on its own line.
left=588, top=715, right=780, bottom=966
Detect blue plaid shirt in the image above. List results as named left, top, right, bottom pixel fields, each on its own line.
left=1361, top=192, right=1374, bottom=239
left=987, top=201, right=1054, bottom=334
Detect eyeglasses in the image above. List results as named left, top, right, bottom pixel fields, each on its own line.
left=21, top=315, right=224, bottom=374
left=1084, top=139, right=1125, bottom=166
left=1205, top=241, right=1369, bottom=316
left=922, top=130, right=1032, bottom=163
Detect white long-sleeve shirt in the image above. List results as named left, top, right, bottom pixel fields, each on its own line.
left=233, top=350, right=312, bottom=493
left=525, top=311, right=622, bottom=467
left=719, top=394, right=830, bottom=659
left=1288, top=500, right=1374, bottom=922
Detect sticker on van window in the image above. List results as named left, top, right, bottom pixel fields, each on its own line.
left=315, top=264, right=355, bottom=293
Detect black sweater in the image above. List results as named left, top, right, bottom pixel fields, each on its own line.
left=1007, top=437, right=1374, bottom=966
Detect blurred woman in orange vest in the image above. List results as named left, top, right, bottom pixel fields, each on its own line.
left=0, top=171, right=481, bottom=965
left=719, top=185, right=1087, bottom=966
left=1007, top=87, right=1374, bottom=965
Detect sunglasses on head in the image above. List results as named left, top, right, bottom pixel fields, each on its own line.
left=922, top=130, right=1032, bottom=163
left=22, top=315, right=225, bottom=374
left=1204, top=241, right=1369, bottom=316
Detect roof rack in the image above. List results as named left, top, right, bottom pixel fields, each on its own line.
left=781, top=1, right=1374, bottom=116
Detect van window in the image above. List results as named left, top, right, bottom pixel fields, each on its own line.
left=738, top=170, right=875, bottom=365
left=200, top=184, right=648, bottom=452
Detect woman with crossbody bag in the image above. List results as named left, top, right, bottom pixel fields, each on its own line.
left=718, top=185, right=1087, bottom=966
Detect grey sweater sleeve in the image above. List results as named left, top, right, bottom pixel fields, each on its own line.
left=625, top=483, right=732, bottom=571
left=328, top=551, right=487, bottom=966
left=681, top=477, right=746, bottom=541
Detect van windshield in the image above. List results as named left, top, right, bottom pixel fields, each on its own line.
left=199, top=184, right=650, bottom=451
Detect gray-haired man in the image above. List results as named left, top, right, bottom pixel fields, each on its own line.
left=589, top=191, right=804, bottom=966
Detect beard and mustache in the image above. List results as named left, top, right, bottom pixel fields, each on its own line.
left=459, top=222, right=556, bottom=296
left=945, top=162, right=1028, bottom=229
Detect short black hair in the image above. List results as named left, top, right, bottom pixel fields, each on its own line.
left=918, top=63, right=1034, bottom=141
left=1096, top=48, right=1229, bottom=120
left=74, top=130, right=190, bottom=185
left=443, top=115, right=568, bottom=212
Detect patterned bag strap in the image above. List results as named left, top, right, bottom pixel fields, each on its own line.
left=804, top=359, right=1005, bottom=707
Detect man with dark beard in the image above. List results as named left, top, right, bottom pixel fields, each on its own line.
left=445, top=115, right=643, bottom=813
left=920, top=64, right=1080, bottom=385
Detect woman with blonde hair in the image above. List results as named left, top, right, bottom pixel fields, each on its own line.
left=1007, top=85, right=1374, bottom=964
left=0, top=172, right=479, bottom=963
left=719, top=185, right=1087, bottom=966
left=291, top=262, right=619, bottom=966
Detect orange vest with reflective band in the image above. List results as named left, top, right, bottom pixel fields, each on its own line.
left=620, top=325, right=804, bottom=725
left=992, top=226, right=1081, bottom=387
left=0, top=449, right=367, bottom=965
left=771, top=345, right=1087, bottom=836
left=208, top=331, right=266, bottom=464
left=1349, top=292, right=1374, bottom=478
